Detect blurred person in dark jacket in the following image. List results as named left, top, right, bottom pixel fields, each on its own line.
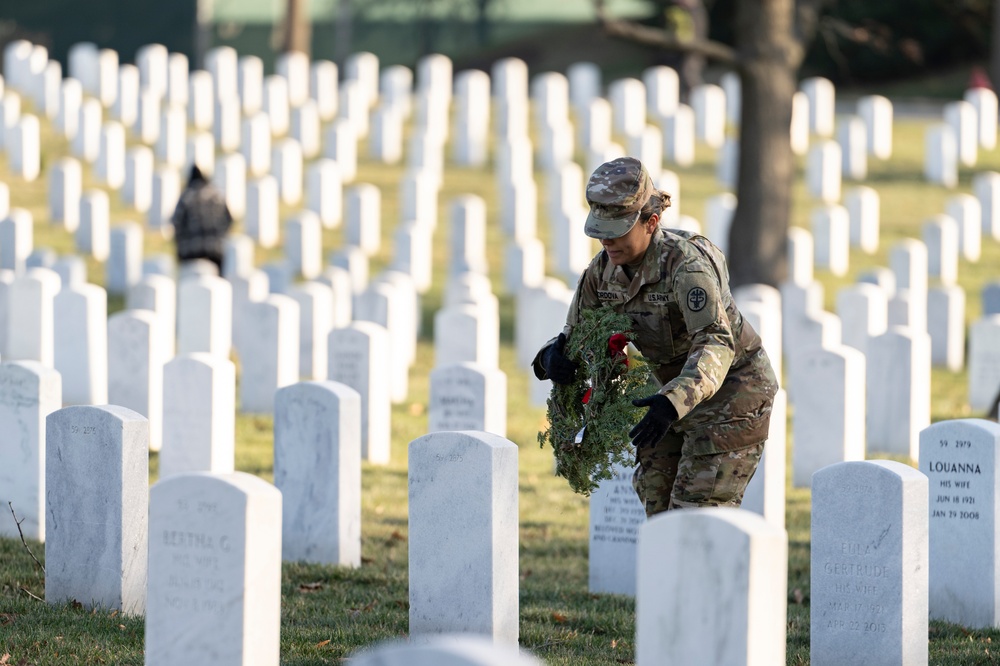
left=171, top=165, right=233, bottom=275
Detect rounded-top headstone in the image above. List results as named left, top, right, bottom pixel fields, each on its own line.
left=637, top=507, right=787, bottom=666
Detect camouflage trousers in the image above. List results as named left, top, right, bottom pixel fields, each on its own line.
left=632, top=429, right=766, bottom=517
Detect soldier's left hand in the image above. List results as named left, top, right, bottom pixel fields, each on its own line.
left=629, top=394, right=678, bottom=450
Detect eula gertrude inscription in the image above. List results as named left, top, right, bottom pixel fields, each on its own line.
left=819, top=482, right=890, bottom=635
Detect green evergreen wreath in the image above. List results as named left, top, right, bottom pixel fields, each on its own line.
left=537, top=306, right=653, bottom=496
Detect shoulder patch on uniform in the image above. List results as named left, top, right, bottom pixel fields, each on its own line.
left=597, top=289, right=624, bottom=302
left=644, top=292, right=672, bottom=305
left=677, top=270, right=720, bottom=332
left=686, top=287, right=708, bottom=311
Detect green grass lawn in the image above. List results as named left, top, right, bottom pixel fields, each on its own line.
left=3, top=94, right=1000, bottom=664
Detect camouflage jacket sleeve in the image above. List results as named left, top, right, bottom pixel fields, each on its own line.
left=658, top=255, right=735, bottom=420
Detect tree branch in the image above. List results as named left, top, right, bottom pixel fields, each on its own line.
left=795, top=0, right=829, bottom=48
left=594, top=0, right=739, bottom=66
left=8, top=502, right=44, bottom=574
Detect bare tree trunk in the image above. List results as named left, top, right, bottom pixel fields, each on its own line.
left=195, top=0, right=214, bottom=68
left=335, top=0, right=352, bottom=63
left=680, top=0, right=707, bottom=99
left=727, top=0, right=801, bottom=288
left=991, top=0, right=1000, bottom=91
left=476, top=0, right=491, bottom=45
left=283, top=0, right=312, bottom=55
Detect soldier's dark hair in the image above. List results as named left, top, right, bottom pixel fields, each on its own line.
left=640, top=189, right=672, bottom=221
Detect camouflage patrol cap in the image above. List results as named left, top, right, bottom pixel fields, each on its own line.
left=584, top=156, right=654, bottom=239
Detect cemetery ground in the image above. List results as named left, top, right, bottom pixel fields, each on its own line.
left=4, top=99, right=1000, bottom=665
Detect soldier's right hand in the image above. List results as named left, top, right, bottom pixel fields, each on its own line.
left=541, top=333, right=579, bottom=385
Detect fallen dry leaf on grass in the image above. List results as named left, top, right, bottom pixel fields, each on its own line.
left=298, top=582, right=324, bottom=593
left=348, top=599, right=378, bottom=615
left=551, top=612, right=568, bottom=623
left=316, top=639, right=331, bottom=648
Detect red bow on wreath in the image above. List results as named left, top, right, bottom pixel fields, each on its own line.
left=608, top=333, right=629, bottom=365
left=582, top=333, right=630, bottom=405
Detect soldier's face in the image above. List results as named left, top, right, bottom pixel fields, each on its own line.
left=601, top=215, right=658, bottom=265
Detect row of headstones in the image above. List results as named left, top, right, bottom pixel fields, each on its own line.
left=17, top=45, right=993, bottom=207
left=1, top=40, right=413, bottom=160
left=741, top=275, right=1000, bottom=480
left=3, top=57, right=566, bottom=293
left=585, top=418, right=1000, bottom=664
left=7, top=394, right=787, bottom=665
left=7, top=39, right=997, bottom=449
left=10, top=36, right=997, bottom=277
left=1, top=363, right=501, bottom=551
left=1, top=38, right=851, bottom=157
left=0, top=256, right=508, bottom=445
left=780, top=213, right=1000, bottom=395
left=24, top=404, right=514, bottom=662
left=33, top=399, right=1000, bottom=663
left=11, top=39, right=976, bottom=312
left=2, top=35, right=899, bottom=264
left=707, top=142, right=1000, bottom=268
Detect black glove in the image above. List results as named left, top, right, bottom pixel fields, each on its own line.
left=541, top=333, right=579, bottom=385
left=629, top=394, right=678, bottom=449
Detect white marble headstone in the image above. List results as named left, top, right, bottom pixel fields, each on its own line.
left=636, top=508, right=787, bottom=665
left=920, top=419, right=1000, bottom=629
left=48, top=157, right=83, bottom=231
left=45, top=405, right=148, bottom=614
left=811, top=460, right=928, bottom=666
left=408, top=431, right=519, bottom=644
left=428, top=363, right=506, bottom=437
left=7, top=267, right=60, bottom=367
left=928, top=285, right=965, bottom=372
left=867, top=327, right=931, bottom=461
left=0, top=361, right=61, bottom=542
left=274, top=381, right=361, bottom=566
left=287, top=282, right=333, bottom=381
left=145, top=472, right=281, bottom=664
left=160, top=354, right=236, bottom=479
left=107, top=309, right=167, bottom=452
left=305, top=159, right=342, bottom=229
left=588, top=463, right=645, bottom=596
left=239, top=295, right=299, bottom=414
left=792, top=345, right=866, bottom=488
left=328, top=322, right=390, bottom=464
left=968, top=315, right=1000, bottom=412
left=245, top=175, right=279, bottom=248
left=53, top=283, right=108, bottom=405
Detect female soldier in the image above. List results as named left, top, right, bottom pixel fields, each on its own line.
left=533, top=156, right=778, bottom=517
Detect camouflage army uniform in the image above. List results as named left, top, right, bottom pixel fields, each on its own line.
left=536, top=228, right=778, bottom=516
left=171, top=174, right=233, bottom=272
